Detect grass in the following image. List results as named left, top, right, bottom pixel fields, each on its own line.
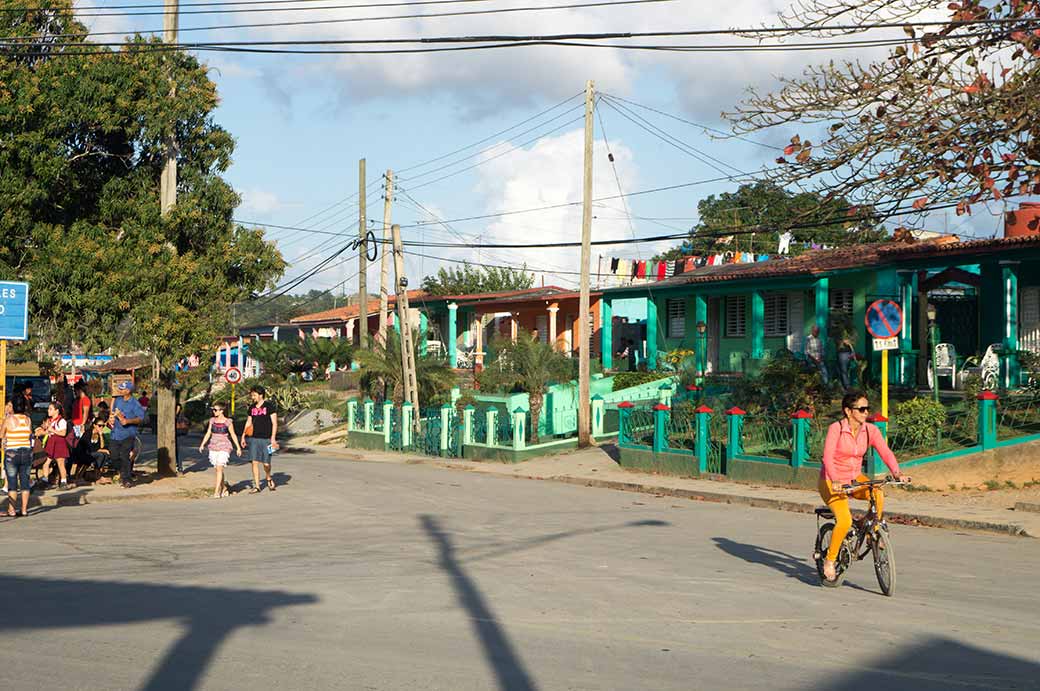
left=985, top=479, right=1002, bottom=490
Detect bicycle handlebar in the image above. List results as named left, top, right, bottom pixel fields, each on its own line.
left=841, top=475, right=912, bottom=492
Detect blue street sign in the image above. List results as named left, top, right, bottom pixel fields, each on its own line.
left=865, top=299, right=903, bottom=339
left=0, top=281, right=29, bottom=341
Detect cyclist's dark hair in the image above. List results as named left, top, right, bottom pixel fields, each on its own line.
left=11, top=395, right=28, bottom=416
left=250, top=385, right=266, bottom=396
left=841, top=390, right=868, bottom=415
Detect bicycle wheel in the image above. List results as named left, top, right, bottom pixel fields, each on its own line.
left=873, top=528, right=896, bottom=596
left=815, top=523, right=852, bottom=588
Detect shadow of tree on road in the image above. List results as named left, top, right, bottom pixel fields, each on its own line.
left=0, top=574, right=317, bottom=690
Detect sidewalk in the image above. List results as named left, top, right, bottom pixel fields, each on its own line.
left=316, top=443, right=1040, bottom=538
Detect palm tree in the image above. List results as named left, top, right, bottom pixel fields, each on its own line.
left=353, top=330, right=455, bottom=405
left=247, top=339, right=301, bottom=381
left=297, top=336, right=353, bottom=377
left=480, top=330, right=572, bottom=443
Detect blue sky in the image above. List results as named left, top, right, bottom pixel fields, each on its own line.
left=76, top=0, right=1014, bottom=295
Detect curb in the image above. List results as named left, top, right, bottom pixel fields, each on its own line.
left=548, top=476, right=1034, bottom=538
left=1015, top=501, right=1040, bottom=514
left=28, top=488, right=208, bottom=509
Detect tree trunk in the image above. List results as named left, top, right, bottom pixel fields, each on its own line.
left=529, top=391, right=542, bottom=444
left=156, top=385, right=178, bottom=476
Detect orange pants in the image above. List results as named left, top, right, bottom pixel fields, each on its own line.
left=818, top=474, right=885, bottom=562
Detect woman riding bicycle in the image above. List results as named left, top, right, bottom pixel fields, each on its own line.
left=819, top=390, right=904, bottom=582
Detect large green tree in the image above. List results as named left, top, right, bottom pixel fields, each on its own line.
left=656, top=181, right=884, bottom=260
left=1, top=4, right=285, bottom=473
left=729, top=0, right=1040, bottom=216
left=421, top=265, right=534, bottom=296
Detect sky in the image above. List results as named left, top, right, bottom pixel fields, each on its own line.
left=73, top=0, right=1018, bottom=299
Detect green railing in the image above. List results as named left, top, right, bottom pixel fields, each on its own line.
left=885, top=408, right=979, bottom=460
left=666, top=407, right=698, bottom=452
left=620, top=406, right=656, bottom=448
left=996, top=394, right=1040, bottom=440
left=740, top=415, right=793, bottom=461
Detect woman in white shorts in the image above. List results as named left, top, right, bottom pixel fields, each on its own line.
left=198, top=402, right=242, bottom=498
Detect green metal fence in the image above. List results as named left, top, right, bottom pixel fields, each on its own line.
left=740, top=415, right=793, bottom=461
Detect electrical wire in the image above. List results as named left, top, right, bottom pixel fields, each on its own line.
left=58, top=0, right=574, bottom=17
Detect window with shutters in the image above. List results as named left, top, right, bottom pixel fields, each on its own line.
left=763, top=293, right=789, bottom=338
left=666, top=298, right=686, bottom=338
left=1022, top=287, right=1040, bottom=352
left=725, top=296, right=746, bottom=337
left=829, top=288, right=854, bottom=314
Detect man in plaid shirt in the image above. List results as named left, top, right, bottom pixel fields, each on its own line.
left=806, top=325, right=829, bottom=384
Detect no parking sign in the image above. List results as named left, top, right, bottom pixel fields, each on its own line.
left=865, top=299, right=903, bottom=419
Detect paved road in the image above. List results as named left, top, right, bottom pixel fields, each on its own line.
left=1, top=451, right=1037, bottom=691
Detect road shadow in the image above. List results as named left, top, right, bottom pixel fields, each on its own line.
left=712, top=537, right=819, bottom=586
left=0, top=574, right=317, bottom=690
left=419, top=515, right=670, bottom=691
left=597, top=443, right=622, bottom=462
left=814, top=636, right=1040, bottom=690
left=421, top=514, right=538, bottom=691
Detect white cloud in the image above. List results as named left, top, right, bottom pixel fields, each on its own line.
left=406, top=128, right=662, bottom=289
left=239, top=188, right=291, bottom=215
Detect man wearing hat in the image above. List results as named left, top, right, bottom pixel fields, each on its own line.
left=111, top=381, right=146, bottom=488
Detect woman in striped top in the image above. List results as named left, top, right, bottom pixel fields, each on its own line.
left=2, top=395, right=35, bottom=517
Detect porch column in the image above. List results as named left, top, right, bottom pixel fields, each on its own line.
left=694, top=294, right=708, bottom=375
left=510, top=313, right=518, bottom=343
left=647, top=297, right=659, bottom=370
left=600, top=297, right=613, bottom=369
left=751, top=290, right=764, bottom=359
left=447, top=303, right=458, bottom=368
left=346, top=318, right=355, bottom=345
left=548, top=304, right=559, bottom=351
left=1003, top=261, right=1021, bottom=388
left=474, top=313, right=484, bottom=366
left=897, top=271, right=915, bottom=386
left=419, top=311, right=428, bottom=356
left=814, top=278, right=829, bottom=345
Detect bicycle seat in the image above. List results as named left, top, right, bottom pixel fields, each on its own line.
left=815, top=507, right=835, bottom=519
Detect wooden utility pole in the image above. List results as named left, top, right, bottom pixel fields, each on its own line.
left=377, top=169, right=394, bottom=347
left=391, top=224, right=421, bottom=424
left=577, top=80, right=594, bottom=447
left=155, top=0, right=180, bottom=477
left=357, top=158, right=368, bottom=350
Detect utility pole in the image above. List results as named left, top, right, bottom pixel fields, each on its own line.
left=377, top=169, right=394, bottom=348
left=391, top=223, right=421, bottom=424
left=155, top=0, right=180, bottom=477
left=577, top=80, right=594, bottom=447
left=357, top=158, right=368, bottom=350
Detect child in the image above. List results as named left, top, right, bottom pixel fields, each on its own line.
left=198, top=402, right=241, bottom=498
left=38, top=402, right=71, bottom=489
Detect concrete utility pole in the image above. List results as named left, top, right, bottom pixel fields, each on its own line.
left=391, top=223, right=421, bottom=424
left=377, top=169, right=394, bottom=348
left=357, top=158, right=368, bottom=349
left=155, top=0, right=180, bottom=477
left=577, top=80, right=594, bottom=447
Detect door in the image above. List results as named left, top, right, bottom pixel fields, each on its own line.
left=786, top=290, right=804, bottom=353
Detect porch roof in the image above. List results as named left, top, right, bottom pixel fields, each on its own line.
left=601, top=234, right=1040, bottom=297
left=462, top=287, right=602, bottom=312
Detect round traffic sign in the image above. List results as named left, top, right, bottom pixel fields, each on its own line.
left=865, top=299, right=903, bottom=339
left=224, top=367, right=243, bottom=384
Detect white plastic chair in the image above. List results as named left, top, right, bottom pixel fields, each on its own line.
left=926, top=343, right=958, bottom=389
left=960, top=344, right=1001, bottom=391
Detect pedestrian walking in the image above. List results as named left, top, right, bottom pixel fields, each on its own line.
left=805, top=325, right=829, bottom=385
left=110, top=381, right=146, bottom=489
left=138, top=389, right=151, bottom=433
left=2, top=395, right=34, bottom=517
left=837, top=336, right=856, bottom=389
left=38, top=402, right=71, bottom=489
left=240, top=385, right=279, bottom=493
left=198, top=401, right=242, bottom=498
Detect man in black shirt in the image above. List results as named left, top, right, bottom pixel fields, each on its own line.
left=240, top=385, right=279, bottom=492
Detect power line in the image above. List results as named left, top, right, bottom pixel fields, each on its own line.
left=16, top=0, right=674, bottom=39
left=50, top=0, right=562, bottom=16
left=598, top=95, right=747, bottom=177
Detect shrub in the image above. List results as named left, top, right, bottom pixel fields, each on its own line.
left=612, top=371, right=672, bottom=392
left=183, top=399, right=210, bottom=424
left=893, top=397, right=948, bottom=447
left=455, top=393, right=478, bottom=415
left=728, top=353, right=829, bottom=417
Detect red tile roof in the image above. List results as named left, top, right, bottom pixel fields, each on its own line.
left=290, top=290, right=428, bottom=324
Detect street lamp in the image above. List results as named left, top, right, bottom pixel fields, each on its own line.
left=695, top=320, right=707, bottom=385
left=927, top=303, right=939, bottom=402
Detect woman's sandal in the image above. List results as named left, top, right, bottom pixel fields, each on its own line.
left=249, top=485, right=261, bottom=494
left=267, top=479, right=276, bottom=492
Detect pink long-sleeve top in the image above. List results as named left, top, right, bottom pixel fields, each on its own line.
left=821, top=419, right=900, bottom=484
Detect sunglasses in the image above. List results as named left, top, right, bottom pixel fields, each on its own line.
left=851, top=406, right=871, bottom=413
